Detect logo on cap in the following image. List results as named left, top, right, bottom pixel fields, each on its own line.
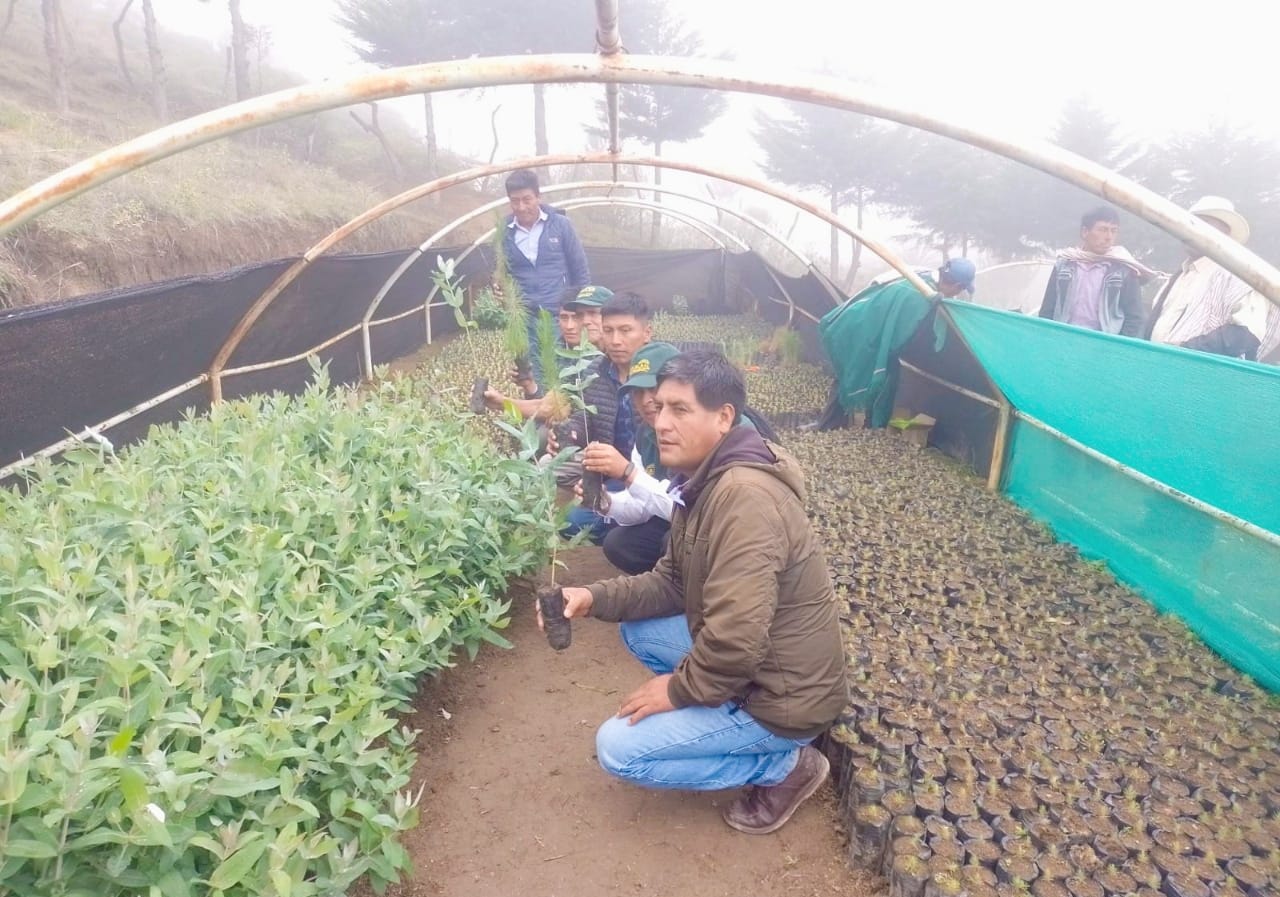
left=578, top=286, right=594, bottom=298
left=629, top=359, right=651, bottom=376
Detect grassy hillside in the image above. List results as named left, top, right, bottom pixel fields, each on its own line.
left=0, top=3, right=469, bottom=306
left=0, top=3, right=701, bottom=308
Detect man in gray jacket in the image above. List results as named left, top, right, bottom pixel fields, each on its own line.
left=545, top=350, right=847, bottom=835
left=1039, top=205, right=1153, bottom=337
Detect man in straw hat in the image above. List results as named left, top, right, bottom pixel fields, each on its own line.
left=1146, top=196, right=1271, bottom=360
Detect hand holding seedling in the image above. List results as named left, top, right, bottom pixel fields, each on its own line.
left=572, top=479, right=610, bottom=513
left=483, top=387, right=507, bottom=410
left=617, top=674, right=676, bottom=725
left=583, top=441, right=629, bottom=479
left=535, top=587, right=593, bottom=630
left=508, top=365, right=537, bottom=397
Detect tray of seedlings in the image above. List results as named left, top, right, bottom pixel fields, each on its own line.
left=781, top=429, right=1278, bottom=897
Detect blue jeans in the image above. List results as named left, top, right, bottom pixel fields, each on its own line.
left=562, top=505, right=613, bottom=544
left=595, top=615, right=810, bottom=791
left=560, top=478, right=624, bottom=545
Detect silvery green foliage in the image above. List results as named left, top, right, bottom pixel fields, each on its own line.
left=0, top=365, right=559, bottom=896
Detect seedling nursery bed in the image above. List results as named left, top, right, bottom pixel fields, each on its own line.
left=427, top=317, right=1279, bottom=896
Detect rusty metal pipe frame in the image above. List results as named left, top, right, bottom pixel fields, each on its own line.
left=213, top=156, right=861, bottom=401
left=360, top=194, right=741, bottom=378
left=355, top=170, right=843, bottom=325
left=365, top=176, right=816, bottom=337
left=595, top=0, right=622, bottom=157
left=2, top=55, right=1277, bottom=310
left=0, top=374, right=209, bottom=481
left=531, top=199, right=815, bottom=326
left=359, top=193, right=788, bottom=380
left=2, top=55, right=1276, bottom=308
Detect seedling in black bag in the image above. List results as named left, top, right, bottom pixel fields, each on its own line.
left=538, top=586, right=572, bottom=651
left=581, top=471, right=604, bottom=513
left=468, top=377, right=488, bottom=414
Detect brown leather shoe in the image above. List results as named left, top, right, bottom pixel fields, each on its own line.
left=721, top=745, right=830, bottom=835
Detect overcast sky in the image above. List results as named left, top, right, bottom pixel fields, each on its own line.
left=145, top=0, right=1279, bottom=269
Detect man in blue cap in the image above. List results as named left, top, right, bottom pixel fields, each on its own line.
left=814, top=257, right=975, bottom=430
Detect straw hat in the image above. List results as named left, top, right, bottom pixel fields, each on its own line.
left=1188, top=195, right=1250, bottom=244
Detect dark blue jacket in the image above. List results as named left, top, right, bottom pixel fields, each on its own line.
left=503, top=204, right=591, bottom=311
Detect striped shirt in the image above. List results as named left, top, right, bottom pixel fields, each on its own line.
left=1148, top=256, right=1270, bottom=350
left=1261, top=304, right=1280, bottom=364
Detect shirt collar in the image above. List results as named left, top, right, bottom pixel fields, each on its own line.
left=668, top=480, right=687, bottom=506
left=508, top=208, right=549, bottom=230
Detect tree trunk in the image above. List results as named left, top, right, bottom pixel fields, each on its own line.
left=487, top=104, right=502, bottom=164
left=532, top=83, right=548, bottom=156
left=350, top=103, right=404, bottom=182
left=227, top=0, right=251, bottom=101
left=841, top=189, right=865, bottom=292
left=829, top=186, right=840, bottom=281
left=422, top=92, right=438, bottom=178
left=140, top=0, right=167, bottom=120
left=41, top=0, right=69, bottom=115
left=112, top=0, right=136, bottom=91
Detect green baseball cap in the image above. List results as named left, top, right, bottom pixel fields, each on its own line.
left=563, top=284, right=614, bottom=309
left=622, top=341, right=680, bottom=390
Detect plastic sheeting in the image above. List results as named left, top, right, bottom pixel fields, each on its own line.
left=945, top=302, right=1280, bottom=533
left=946, top=301, right=1280, bottom=690
left=0, top=247, right=822, bottom=471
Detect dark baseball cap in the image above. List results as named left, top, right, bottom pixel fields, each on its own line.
left=621, top=341, right=680, bottom=390
left=563, top=285, right=614, bottom=310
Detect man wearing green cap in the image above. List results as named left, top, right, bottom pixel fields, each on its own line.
left=563, top=284, right=607, bottom=346
left=482, top=285, right=610, bottom=419
left=562, top=291, right=654, bottom=543
left=583, top=340, right=681, bottom=574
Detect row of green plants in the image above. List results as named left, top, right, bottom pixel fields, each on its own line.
left=0, top=365, right=561, bottom=896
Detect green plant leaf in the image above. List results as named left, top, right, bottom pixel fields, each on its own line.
left=119, top=765, right=147, bottom=813
left=207, top=839, right=268, bottom=892
left=108, top=726, right=136, bottom=757
left=4, top=839, right=58, bottom=858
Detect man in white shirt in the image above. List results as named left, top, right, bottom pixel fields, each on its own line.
left=1146, top=196, right=1271, bottom=360
left=580, top=341, right=681, bottom=575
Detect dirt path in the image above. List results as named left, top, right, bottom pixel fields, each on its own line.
left=381, top=546, right=882, bottom=897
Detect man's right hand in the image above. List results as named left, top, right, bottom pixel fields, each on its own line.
left=536, top=586, right=593, bottom=631
left=561, top=587, right=594, bottom=619
left=483, top=388, right=507, bottom=411
left=509, top=366, right=537, bottom=397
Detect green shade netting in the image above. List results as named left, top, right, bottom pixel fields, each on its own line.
left=944, top=301, right=1280, bottom=690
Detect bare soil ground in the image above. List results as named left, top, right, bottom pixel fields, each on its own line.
left=377, top=546, right=883, bottom=897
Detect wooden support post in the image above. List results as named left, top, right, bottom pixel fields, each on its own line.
left=987, top=399, right=1012, bottom=492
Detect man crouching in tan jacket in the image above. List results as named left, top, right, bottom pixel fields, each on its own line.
left=540, top=348, right=847, bottom=834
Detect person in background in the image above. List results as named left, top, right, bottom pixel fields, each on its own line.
left=542, top=350, right=846, bottom=835
left=1146, top=196, right=1271, bottom=360
left=1039, top=205, right=1156, bottom=337
left=503, top=169, right=591, bottom=383
left=814, top=258, right=975, bottom=430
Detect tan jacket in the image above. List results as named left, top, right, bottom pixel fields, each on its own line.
left=589, top=428, right=847, bottom=740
